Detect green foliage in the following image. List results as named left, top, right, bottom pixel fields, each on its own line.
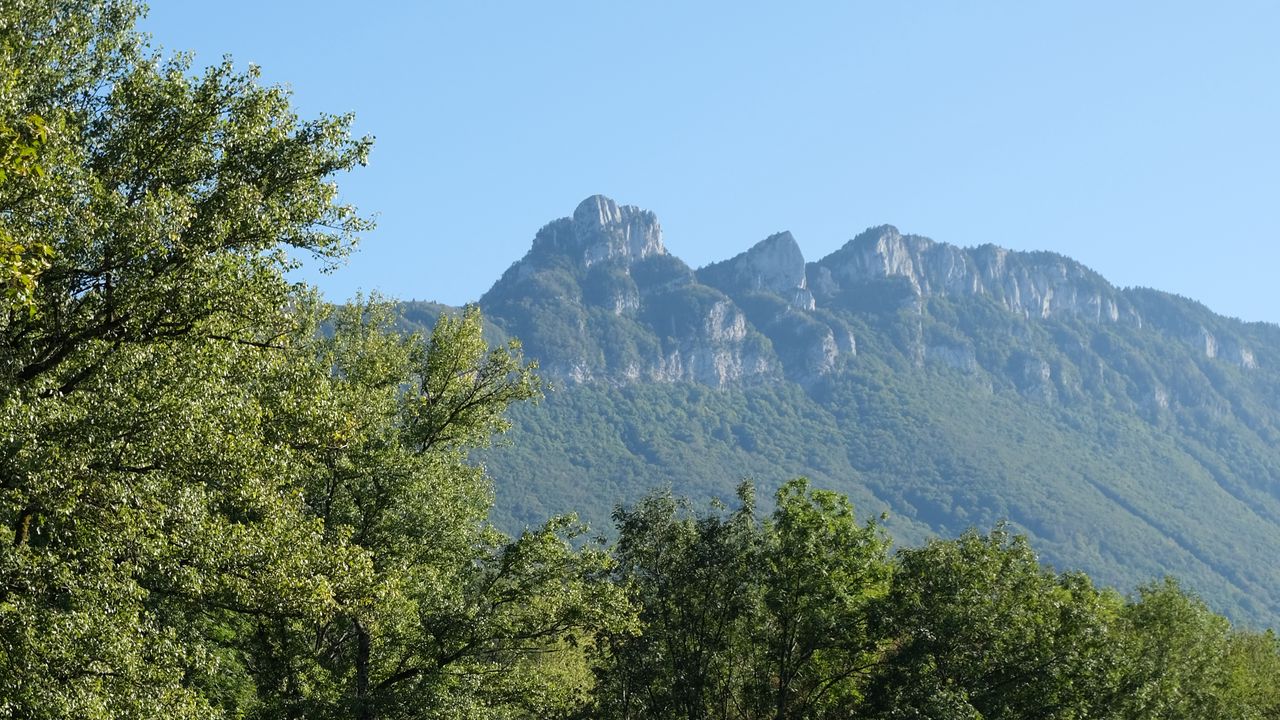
left=593, top=484, right=1280, bottom=712
left=595, top=487, right=1280, bottom=719
left=0, top=4, right=630, bottom=718
left=599, top=484, right=761, bottom=718
left=0, top=217, right=54, bottom=315
left=261, top=301, right=627, bottom=720
left=8, top=4, right=1280, bottom=718
left=478, top=289, right=1280, bottom=627
left=863, top=527, right=1126, bottom=719
left=1113, top=578, right=1280, bottom=719
left=757, top=481, right=890, bottom=717
left=0, top=2, right=371, bottom=713
left=0, top=79, right=55, bottom=311
left=595, top=480, right=893, bottom=719
left=482, top=380, right=896, bottom=538
left=630, top=253, right=695, bottom=288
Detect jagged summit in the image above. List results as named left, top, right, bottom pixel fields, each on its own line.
left=478, top=195, right=1262, bottom=390
left=422, top=194, right=1280, bottom=629
left=511, top=197, right=1121, bottom=325
left=528, top=194, right=666, bottom=268
left=810, top=224, right=1133, bottom=323
left=698, top=231, right=815, bottom=310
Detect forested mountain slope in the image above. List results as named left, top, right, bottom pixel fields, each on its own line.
left=10, top=3, right=1280, bottom=714
left=402, top=195, right=1280, bottom=627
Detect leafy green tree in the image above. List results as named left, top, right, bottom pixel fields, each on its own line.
left=245, top=302, right=629, bottom=720
left=596, top=480, right=891, bottom=720
left=0, top=73, right=54, bottom=311
left=752, top=479, right=890, bottom=719
left=1220, top=628, right=1280, bottom=719
left=597, top=484, right=760, bottom=719
left=596, top=483, right=1280, bottom=719
left=862, top=527, right=1126, bottom=720
left=1, top=1, right=370, bottom=714
left=0, top=3, right=630, bottom=718
left=1114, top=578, right=1280, bottom=720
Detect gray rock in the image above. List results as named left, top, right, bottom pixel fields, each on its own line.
left=571, top=195, right=666, bottom=267
left=926, top=344, right=978, bottom=373
left=699, top=231, right=814, bottom=310
left=816, top=225, right=1139, bottom=324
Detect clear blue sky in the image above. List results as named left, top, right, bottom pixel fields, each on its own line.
left=140, top=2, right=1279, bottom=323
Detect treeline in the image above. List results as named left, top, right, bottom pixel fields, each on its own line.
left=597, top=483, right=1280, bottom=719
left=2, top=3, right=1278, bottom=718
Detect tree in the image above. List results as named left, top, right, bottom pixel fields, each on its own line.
left=0, top=3, right=629, bottom=717
left=246, top=302, right=629, bottom=720
left=1114, top=578, right=1280, bottom=720
left=597, top=484, right=760, bottom=719
left=595, top=480, right=891, bottom=720
left=0, top=76, right=54, bottom=311
left=861, top=527, right=1126, bottom=720
left=1, top=1, right=370, bottom=714
left=752, top=479, right=890, bottom=719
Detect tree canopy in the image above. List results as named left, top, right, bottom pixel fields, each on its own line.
left=0, top=3, right=627, bottom=717
left=2, top=3, right=1278, bottom=719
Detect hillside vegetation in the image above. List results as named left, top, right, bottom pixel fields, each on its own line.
left=400, top=196, right=1280, bottom=628
left=4, top=3, right=1280, bottom=717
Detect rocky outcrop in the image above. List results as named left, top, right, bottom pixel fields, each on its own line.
left=481, top=196, right=779, bottom=388
left=696, top=232, right=850, bottom=383
left=813, top=225, right=1139, bottom=324
left=1120, top=289, right=1262, bottom=373
left=531, top=195, right=666, bottom=268
left=651, top=298, right=778, bottom=386
left=478, top=195, right=1268, bottom=397
left=1195, top=328, right=1259, bottom=370
left=699, top=232, right=815, bottom=310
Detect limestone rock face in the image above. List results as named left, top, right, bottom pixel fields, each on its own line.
left=814, top=225, right=1139, bottom=324
left=694, top=232, right=850, bottom=383
left=479, top=196, right=1267, bottom=398
left=699, top=232, right=815, bottom=310
left=481, top=196, right=780, bottom=388
left=535, top=195, right=666, bottom=267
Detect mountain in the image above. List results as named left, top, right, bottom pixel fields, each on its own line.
left=402, top=195, right=1280, bottom=628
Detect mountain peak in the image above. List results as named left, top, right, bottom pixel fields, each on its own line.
left=698, top=231, right=814, bottom=309
left=851, top=224, right=905, bottom=244
left=532, top=194, right=665, bottom=267
left=466, top=200, right=1280, bottom=627
left=572, top=194, right=624, bottom=227
left=754, top=230, right=801, bottom=252
left=808, top=225, right=1136, bottom=322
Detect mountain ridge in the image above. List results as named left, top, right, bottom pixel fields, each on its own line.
left=472, top=195, right=1262, bottom=388
left=402, top=195, right=1280, bottom=628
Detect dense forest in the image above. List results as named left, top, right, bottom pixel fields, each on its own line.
left=444, top=192, right=1280, bottom=631
left=2, top=2, right=1279, bottom=718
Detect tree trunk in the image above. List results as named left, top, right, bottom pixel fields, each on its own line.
left=355, top=619, right=373, bottom=720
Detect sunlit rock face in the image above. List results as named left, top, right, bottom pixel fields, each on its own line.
left=539, top=194, right=667, bottom=267
left=812, top=225, right=1139, bottom=324
left=481, top=196, right=780, bottom=388
left=479, top=195, right=1264, bottom=394
left=699, top=231, right=815, bottom=310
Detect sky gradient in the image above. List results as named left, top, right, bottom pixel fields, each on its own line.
left=141, top=2, right=1279, bottom=322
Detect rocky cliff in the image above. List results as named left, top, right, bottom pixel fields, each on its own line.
left=532, top=194, right=666, bottom=268
left=479, top=196, right=1260, bottom=393
left=479, top=196, right=779, bottom=386
left=406, top=194, right=1280, bottom=628
left=810, top=225, right=1139, bottom=324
